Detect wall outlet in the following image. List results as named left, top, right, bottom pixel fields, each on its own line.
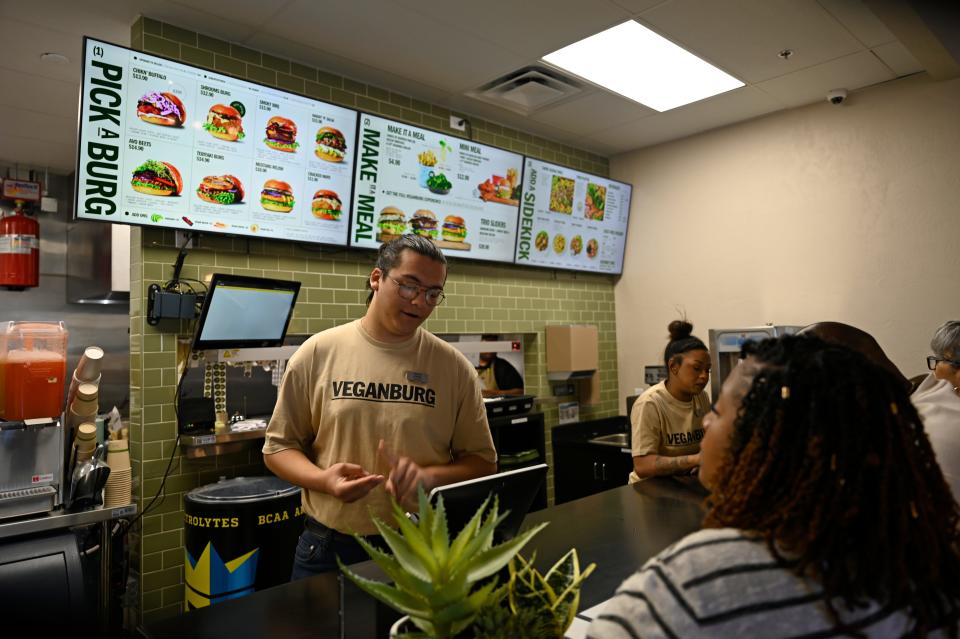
left=449, top=115, right=466, bottom=131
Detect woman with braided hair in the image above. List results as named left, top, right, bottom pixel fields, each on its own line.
left=591, top=334, right=960, bottom=638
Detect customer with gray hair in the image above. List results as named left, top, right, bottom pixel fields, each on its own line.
left=912, top=320, right=960, bottom=498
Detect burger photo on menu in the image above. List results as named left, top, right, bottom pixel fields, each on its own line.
left=410, top=209, right=438, bottom=240
left=441, top=215, right=467, bottom=244
left=311, top=190, right=342, bottom=221
left=260, top=179, right=295, bottom=212
left=197, top=175, right=244, bottom=205
left=315, top=127, right=347, bottom=162
left=377, top=206, right=406, bottom=241
left=264, top=116, right=299, bottom=153
left=131, top=160, right=182, bottom=196
left=136, top=92, right=186, bottom=127
left=203, top=104, right=245, bottom=141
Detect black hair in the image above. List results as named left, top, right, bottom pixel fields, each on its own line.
left=705, top=334, right=960, bottom=636
left=663, top=320, right=708, bottom=371
left=365, top=234, right=447, bottom=305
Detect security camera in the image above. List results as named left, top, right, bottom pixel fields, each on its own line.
left=827, top=89, right=847, bottom=105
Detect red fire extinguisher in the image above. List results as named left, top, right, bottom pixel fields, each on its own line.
left=0, top=200, right=40, bottom=290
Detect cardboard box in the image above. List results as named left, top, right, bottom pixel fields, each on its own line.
left=546, top=325, right=598, bottom=372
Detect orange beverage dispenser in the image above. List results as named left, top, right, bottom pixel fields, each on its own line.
left=2, top=321, right=68, bottom=420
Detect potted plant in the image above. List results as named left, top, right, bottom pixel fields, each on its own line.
left=340, top=489, right=595, bottom=639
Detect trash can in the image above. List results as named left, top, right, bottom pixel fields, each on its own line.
left=184, top=476, right=302, bottom=609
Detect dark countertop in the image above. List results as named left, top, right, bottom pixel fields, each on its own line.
left=137, top=479, right=705, bottom=639
left=552, top=415, right=629, bottom=445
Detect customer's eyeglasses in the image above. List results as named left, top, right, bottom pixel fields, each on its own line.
left=388, top=276, right=445, bottom=306
left=927, top=355, right=960, bottom=370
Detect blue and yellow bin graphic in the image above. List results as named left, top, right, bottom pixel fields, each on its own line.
left=183, top=476, right=302, bottom=609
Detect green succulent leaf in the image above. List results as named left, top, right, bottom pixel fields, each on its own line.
left=353, top=535, right=434, bottom=599
left=338, top=559, right=432, bottom=619
left=447, top=495, right=492, bottom=565
left=374, top=516, right=436, bottom=582
left=465, top=522, right=549, bottom=582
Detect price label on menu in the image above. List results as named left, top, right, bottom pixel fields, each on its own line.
left=75, top=37, right=359, bottom=248
left=514, top=158, right=632, bottom=274
left=349, top=113, right=523, bottom=264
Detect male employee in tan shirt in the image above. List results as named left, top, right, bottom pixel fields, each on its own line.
left=263, top=234, right=497, bottom=579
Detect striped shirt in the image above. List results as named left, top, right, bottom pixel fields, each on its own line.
left=587, top=528, right=955, bottom=638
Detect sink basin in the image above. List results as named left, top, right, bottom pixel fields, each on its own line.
left=588, top=433, right=630, bottom=448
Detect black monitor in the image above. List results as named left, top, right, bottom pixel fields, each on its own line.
left=429, top=464, right=547, bottom=542
left=192, top=274, right=301, bottom=350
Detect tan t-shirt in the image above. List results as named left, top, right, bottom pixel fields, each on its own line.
left=628, top=381, right=710, bottom=483
left=263, top=319, right=496, bottom=535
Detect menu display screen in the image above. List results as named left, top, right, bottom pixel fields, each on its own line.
left=75, top=37, right=358, bottom=246
left=350, top=113, right=523, bottom=263
left=515, top=159, right=632, bottom=274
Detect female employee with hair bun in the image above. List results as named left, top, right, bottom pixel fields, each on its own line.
left=629, top=320, right=711, bottom=482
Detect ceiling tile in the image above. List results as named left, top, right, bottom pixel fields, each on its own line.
left=872, top=41, right=924, bottom=77
left=528, top=91, right=656, bottom=135
left=755, top=49, right=895, bottom=108
left=817, top=0, right=896, bottom=47
left=264, top=0, right=528, bottom=93
left=0, top=104, right=78, bottom=147
left=242, top=31, right=453, bottom=106
left=0, top=132, right=77, bottom=174
left=591, top=86, right=783, bottom=153
left=0, top=19, right=85, bottom=84
left=0, top=0, right=135, bottom=42
left=0, top=70, right=78, bottom=118
left=610, top=0, right=670, bottom=15
left=169, top=0, right=293, bottom=29
left=391, top=0, right=631, bottom=60
left=641, top=0, right=866, bottom=83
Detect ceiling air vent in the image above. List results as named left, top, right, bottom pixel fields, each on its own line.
left=469, top=66, right=583, bottom=114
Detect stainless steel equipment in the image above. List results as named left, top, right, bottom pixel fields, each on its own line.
left=0, top=418, right=63, bottom=520
left=708, top=326, right=802, bottom=397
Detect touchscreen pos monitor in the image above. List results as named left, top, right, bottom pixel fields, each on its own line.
left=192, top=274, right=301, bottom=350
left=428, top=464, right=547, bottom=542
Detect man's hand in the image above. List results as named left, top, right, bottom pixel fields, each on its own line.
left=320, top=463, right=384, bottom=503
left=379, top=440, right=432, bottom=511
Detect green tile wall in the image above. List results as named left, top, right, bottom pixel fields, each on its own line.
left=129, top=17, right=616, bottom=625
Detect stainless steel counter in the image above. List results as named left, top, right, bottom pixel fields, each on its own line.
left=0, top=503, right=136, bottom=540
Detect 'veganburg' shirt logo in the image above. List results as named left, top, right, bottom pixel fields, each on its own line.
left=331, top=380, right=436, bottom=407
left=666, top=428, right=704, bottom=446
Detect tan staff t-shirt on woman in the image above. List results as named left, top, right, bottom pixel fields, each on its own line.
left=628, top=381, right=710, bottom=483
left=263, top=319, right=496, bottom=535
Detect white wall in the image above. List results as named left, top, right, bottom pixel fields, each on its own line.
left=611, top=74, right=960, bottom=407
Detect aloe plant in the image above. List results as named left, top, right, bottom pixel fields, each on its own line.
left=340, top=488, right=548, bottom=639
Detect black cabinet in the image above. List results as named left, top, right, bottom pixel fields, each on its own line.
left=552, top=416, right=633, bottom=504
left=488, top=412, right=547, bottom=512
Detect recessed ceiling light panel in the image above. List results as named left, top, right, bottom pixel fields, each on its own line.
left=543, top=20, right=744, bottom=112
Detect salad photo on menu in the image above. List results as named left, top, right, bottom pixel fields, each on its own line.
left=549, top=176, right=574, bottom=214
left=585, top=183, right=606, bottom=221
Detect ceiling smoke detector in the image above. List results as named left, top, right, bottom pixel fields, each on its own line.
left=469, top=66, right=582, bottom=114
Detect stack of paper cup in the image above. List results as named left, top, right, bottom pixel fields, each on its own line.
left=67, top=382, right=99, bottom=431
left=74, top=422, right=97, bottom=464
left=104, top=439, right=132, bottom=507
left=68, top=346, right=104, bottom=405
